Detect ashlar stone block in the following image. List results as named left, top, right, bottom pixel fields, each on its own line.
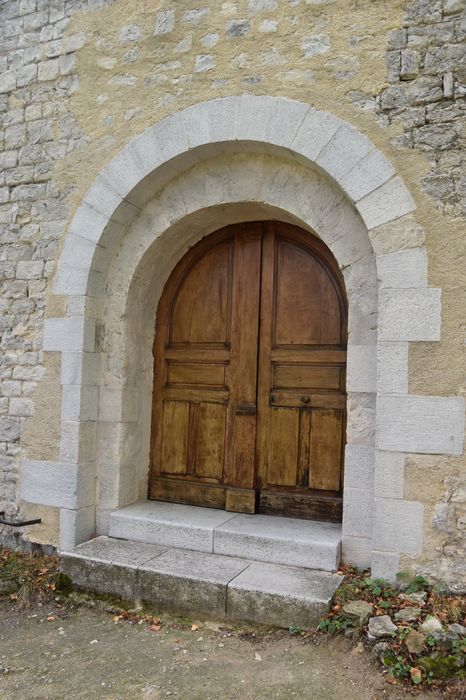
left=61, top=352, right=100, bottom=387
left=379, top=288, right=441, bottom=341
left=377, top=395, right=465, bottom=455
left=61, top=385, right=98, bottom=422
left=377, top=342, right=409, bottom=394
left=357, top=176, right=416, bottom=229
left=374, top=451, right=405, bottom=499
left=20, top=460, right=95, bottom=509
left=373, top=498, right=424, bottom=555
left=60, top=506, right=95, bottom=550
left=346, top=345, right=377, bottom=393
left=376, top=248, right=427, bottom=289
left=316, top=124, right=373, bottom=184
left=339, top=148, right=395, bottom=202
left=292, top=108, right=341, bottom=163
left=42, top=316, right=96, bottom=353
left=341, top=535, right=372, bottom=568
left=342, top=487, right=373, bottom=538
left=343, top=445, right=375, bottom=490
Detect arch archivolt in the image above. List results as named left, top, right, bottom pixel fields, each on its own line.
left=24, top=96, right=456, bottom=582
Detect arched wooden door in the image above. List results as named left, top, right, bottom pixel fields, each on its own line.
left=149, top=222, right=347, bottom=522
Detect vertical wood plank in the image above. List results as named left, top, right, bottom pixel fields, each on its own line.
left=297, top=409, right=311, bottom=487
left=186, top=402, right=199, bottom=477
left=225, top=225, right=262, bottom=488
left=160, top=401, right=190, bottom=475
left=255, top=224, right=275, bottom=490
left=195, top=403, right=226, bottom=480
left=309, top=409, right=343, bottom=491
left=266, top=408, right=299, bottom=486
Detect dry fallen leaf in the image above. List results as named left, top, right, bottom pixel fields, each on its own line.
left=149, top=624, right=161, bottom=632
left=47, top=616, right=55, bottom=621
left=191, top=624, right=200, bottom=631
left=386, top=677, right=397, bottom=685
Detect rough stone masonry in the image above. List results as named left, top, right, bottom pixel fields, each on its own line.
left=0, top=0, right=465, bottom=589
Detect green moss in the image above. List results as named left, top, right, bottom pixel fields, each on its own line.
left=418, top=653, right=465, bottom=680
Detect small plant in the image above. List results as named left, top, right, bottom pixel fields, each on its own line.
left=288, top=624, right=304, bottom=635
left=317, top=615, right=353, bottom=635
left=396, top=571, right=430, bottom=594
left=451, top=639, right=466, bottom=655
left=381, top=650, right=411, bottom=681
left=391, top=626, right=412, bottom=641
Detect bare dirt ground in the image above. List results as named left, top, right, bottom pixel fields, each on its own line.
left=0, top=597, right=443, bottom=700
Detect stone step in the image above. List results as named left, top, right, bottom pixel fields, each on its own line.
left=109, top=501, right=341, bottom=572
left=61, top=536, right=343, bottom=629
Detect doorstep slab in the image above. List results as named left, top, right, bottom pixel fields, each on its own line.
left=61, top=536, right=343, bottom=628
left=109, top=501, right=236, bottom=553
left=138, top=548, right=251, bottom=617
left=227, top=561, right=343, bottom=629
left=60, top=536, right=168, bottom=599
left=214, top=514, right=341, bottom=571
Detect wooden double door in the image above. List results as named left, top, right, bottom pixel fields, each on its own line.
left=149, top=221, right=347, bottom=522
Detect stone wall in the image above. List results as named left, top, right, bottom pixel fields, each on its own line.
left=0, top=0, right=464, bottom=587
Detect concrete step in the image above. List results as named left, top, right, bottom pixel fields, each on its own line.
left=61, top=536, right=343, bottom=629
left=109, top=501, right=341, bottom=572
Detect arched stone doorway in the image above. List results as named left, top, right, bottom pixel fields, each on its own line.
left=150, top=221, right=347, bottom=522
left=25, top=96, right=459, bottom=583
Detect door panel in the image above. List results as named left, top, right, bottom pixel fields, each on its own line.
left=170, top=242, right=231, bottom=344
left=256, top=224, right=347, bottom=520
left=309, top=409, right=344, bottom=491
left=150, top=225, right=262, bottom=512
left=266, top=407, right=299, bottom=486
left=160, top=401, right=190, bottom=475
left=274, top=238, right=341, bottom=346
left=150, top=221, right=347, bottom=521
left=166, top=362, right=227, bottom=387
left=273, top=364, right=342, bottom=391
left=195, top=403, right=227, bottom=480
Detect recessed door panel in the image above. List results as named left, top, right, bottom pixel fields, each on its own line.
left=160, top=401, right=190, bottom=475
left=274, top=239, right=342, bottom=346
left=170, top=242, right=231, bottom=345
left=195, top=403, right=227, bottom=480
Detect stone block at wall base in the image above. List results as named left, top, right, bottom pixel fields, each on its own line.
left=342, top=535, right=372, bottom=569
left=371, top=550, right=400, bottom=583
left=59, top=505, right=95, bottom=551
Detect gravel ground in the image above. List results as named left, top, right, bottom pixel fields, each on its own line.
left=0, top=597, right=445, bottom=700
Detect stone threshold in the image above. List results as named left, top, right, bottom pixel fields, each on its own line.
left=61, top=536, right=343, bottom=629
left=109, top=501, right=342, bottom=572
